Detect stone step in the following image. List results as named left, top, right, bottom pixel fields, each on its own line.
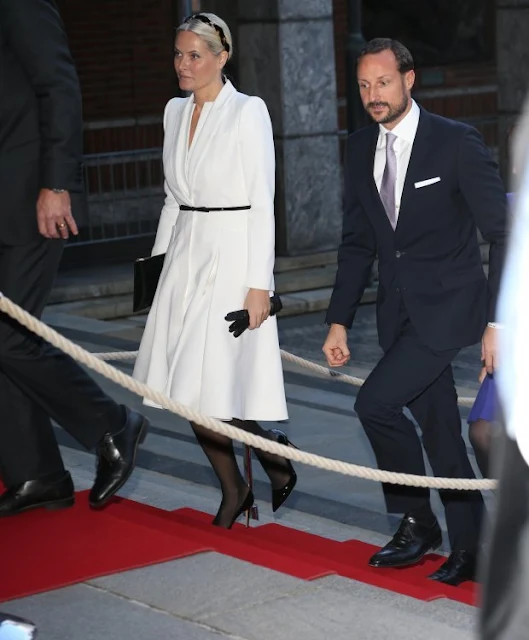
left=275, top=264, right=337, bottom=294
left=45, top=286, right=378, bottom=321
left=275, top=251, right=337, bottom=273
left=47, top=256, right=342, bottom=319
left=48, top=243, right=489, bottom=320
left=50, top=252, right=339, bottom=306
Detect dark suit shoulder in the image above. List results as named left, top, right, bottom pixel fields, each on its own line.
left=345, top=123, right=378, bottom=150
left=420, top=108, right=480, bottom=140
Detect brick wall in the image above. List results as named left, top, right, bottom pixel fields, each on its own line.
left=57, top=0, right=177, bottom=152
left=56, top=1, right=499, bottom=153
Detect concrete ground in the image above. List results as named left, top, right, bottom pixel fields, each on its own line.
left=1, top=305, right=488, bottom=639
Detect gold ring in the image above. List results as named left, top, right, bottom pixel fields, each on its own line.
left=58, top=222, right=66, bottom=228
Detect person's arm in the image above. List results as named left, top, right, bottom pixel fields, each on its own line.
left=152, top=100, right=180, bottom=256
left=458, top=127, right=507, bottom=373
left=457, top=127, right=507, bottom=323
left=325, top=138, right=377, bottom=329
left=3, top=0, right=82, bottom=239
left=239, top=97, right=276, bottom=329
left=322, top=137, right=376, bottom=367
left=3, top=0, right=83, bottom=192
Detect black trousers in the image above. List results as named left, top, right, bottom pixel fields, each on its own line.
left=0, top=237, right=123, bottom=486
left=480, top=433, right=529, bottom=639
left=355, top=304, right=483, bottom=552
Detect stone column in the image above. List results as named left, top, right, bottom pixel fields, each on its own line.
left=236, top=0, right=342, bottom=256
left=497, top=0, right=529, bottom=183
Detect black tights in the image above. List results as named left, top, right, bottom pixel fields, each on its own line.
left=469, top=418, right=492, bottom=478
left=190, top=419, right=292, bottom=528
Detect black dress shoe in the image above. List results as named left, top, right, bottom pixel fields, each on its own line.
left=0, top=471, right=74, bottom=517
left=428, top=550, right=477, bottom=586
left=369, top=514, right=442, bottom=568
left=89, top=407, right=149, bottom=509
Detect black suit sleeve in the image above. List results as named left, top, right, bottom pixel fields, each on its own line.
left=2, top=0, right=83, bottom=191
left=457, top=128, right=507, bottom=322
left=325, top=138, right=376, bottom=328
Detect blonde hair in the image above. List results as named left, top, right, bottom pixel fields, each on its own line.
left=177, top=13, right=233, bottom=61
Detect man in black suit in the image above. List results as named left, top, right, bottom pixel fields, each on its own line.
left=0, top=0, right=149, bottom=516
left=323, top=38, right=506, bottom=585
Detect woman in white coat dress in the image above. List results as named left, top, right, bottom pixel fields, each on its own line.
left=133, top=13, right=297, bottom=529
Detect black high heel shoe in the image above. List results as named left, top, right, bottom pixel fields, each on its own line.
left=212, top=488, right=254, bottom=529
left=268, top=428, right=298, bottom=512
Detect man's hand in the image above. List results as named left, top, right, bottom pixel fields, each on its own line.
left=481, top=324, right=498, bottom=375
left=322, top=324, right=351, bottom=367
left=244, top=288, right=270, bottom=329
left=37, top=189, right=78, bottom=239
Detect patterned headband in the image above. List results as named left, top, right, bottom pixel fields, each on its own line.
left=184, top=14, right=230, bottom=54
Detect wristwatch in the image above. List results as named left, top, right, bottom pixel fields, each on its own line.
left=52, top=188, right=67, bottom=194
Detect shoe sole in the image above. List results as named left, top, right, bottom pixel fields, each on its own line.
left=368, top=537, right=443, bottom=569
left=89, top=417, right=150, bottom=510
left=0, top=496, right=75, bottom=518
left=428, top=573, right=476, bottom=586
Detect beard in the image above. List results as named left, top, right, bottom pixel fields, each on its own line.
left=366, top=92, right=409, bottom=125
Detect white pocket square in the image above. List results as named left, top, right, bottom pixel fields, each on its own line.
left=414, top=177, right=441, bottom=189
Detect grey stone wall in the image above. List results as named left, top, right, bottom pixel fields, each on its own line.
left=236, top=0, right=342, bottom=256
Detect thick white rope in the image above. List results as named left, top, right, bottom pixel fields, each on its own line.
left=91, top=350, right=477, bottom=407
left=0, top=294, right=495, bottom=490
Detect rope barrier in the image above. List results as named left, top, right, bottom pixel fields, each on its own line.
left=0, top=293, right=495, bottom=491
left=91, top=350, right=477, bottom=407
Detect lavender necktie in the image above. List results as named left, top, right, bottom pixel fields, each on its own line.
left=380, top=132, right=397, bottom=229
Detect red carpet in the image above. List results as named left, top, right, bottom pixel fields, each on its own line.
left=0, top=492, right=478, bottom=607
left=164, top=507, right=478, bottom=607
left=0, top=492, right=212, bottom=603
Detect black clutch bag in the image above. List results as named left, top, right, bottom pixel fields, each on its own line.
left=224, top=293, right=283, bottom=337
left=133, top=253, right=165, bottom=313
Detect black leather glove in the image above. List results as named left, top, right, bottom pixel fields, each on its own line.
left=225, top=294, right=283, bottom=338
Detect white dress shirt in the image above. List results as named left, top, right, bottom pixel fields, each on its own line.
left=374, top=100, right=421, bottom=223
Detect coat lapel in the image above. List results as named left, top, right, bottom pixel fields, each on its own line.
left=396, top=109, right=433, bottom=231
left=187, top=80, right=236, bottom=194
left=172, top=96, right=194, bottom=205
left=363, top=125, right=394, bottom=230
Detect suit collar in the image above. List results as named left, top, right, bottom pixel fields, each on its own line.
left=363, top=107, right=434, bottom=233
left=397, top=107, right=435, bottom=230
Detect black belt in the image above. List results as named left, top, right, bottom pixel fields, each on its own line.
left=180, top=204, right=251, bottom=212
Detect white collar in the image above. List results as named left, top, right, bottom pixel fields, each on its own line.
left=379, top=99, right=420, bottom=145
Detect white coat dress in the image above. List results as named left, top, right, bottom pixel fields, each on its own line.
left=133, top=81, right=288, bottom=422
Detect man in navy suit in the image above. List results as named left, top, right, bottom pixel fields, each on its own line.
left=323, top=38, right=507, bottom=586
left=0, top=0, right=149, bottom=517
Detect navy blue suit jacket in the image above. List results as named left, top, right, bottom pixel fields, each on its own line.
left=0, top=0, right=84, bottom=245
left=326, top=108, right=507, bottom=352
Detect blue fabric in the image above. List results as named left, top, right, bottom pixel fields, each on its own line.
left=468, top=374, right=496, bottom=423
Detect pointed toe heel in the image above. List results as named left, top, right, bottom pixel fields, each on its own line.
left=268, top=429, right=298, bottom=513
left=212, top=489, right=255, bottom=530
left=272, top=473, right=297, bottom=512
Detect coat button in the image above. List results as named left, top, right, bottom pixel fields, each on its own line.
left=395, top=251, right=402, bottom=258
